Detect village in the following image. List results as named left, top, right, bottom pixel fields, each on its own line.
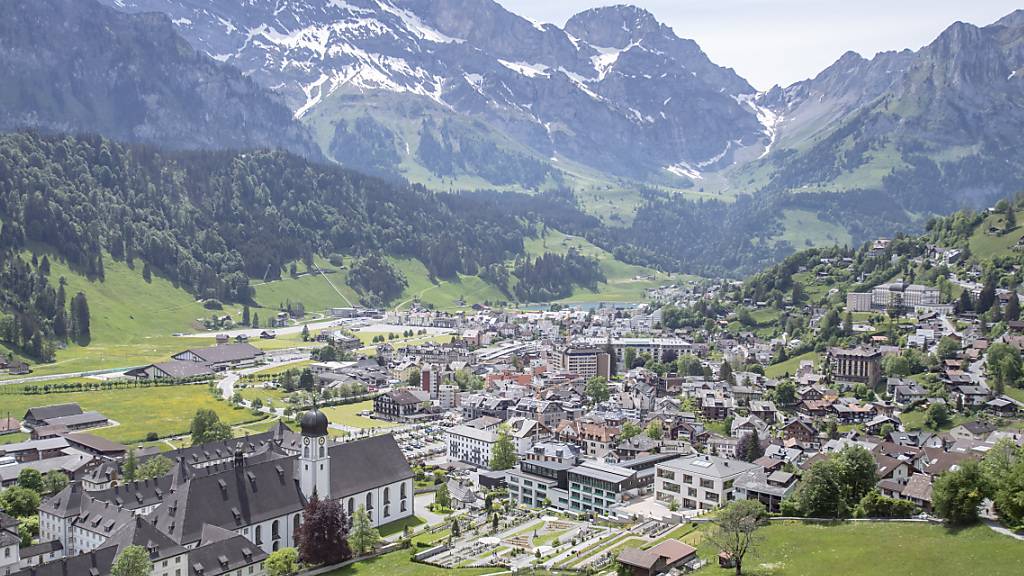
left=2, top=234, right=1024, bottom=576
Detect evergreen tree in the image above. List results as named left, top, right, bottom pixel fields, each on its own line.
left=490, top=424, right=517, bottom=470
left=69, top=292, right=91, bottom=344
left=719, top=361, right=734, bottom=384
left=251, top=311, right=260, bottom=329
left=957, top=290, right=973, bottom=313
left=1006, top=292, right=1021, bottom=322
left=1006, top=203, right=1017, bottom=232
left=242, top=305, right=250, bottom=326
left=301, top=324, right=310, bottom=342
left=434, top=483, right=451, bottom=510
left=348, top=504, right=380, bottom=556
left=123, top=449, right=138, bottom=482
left=142, top=262, right=152, bottom=283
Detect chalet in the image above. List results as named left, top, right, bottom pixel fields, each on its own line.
left=748, top=400, right=778, bottom=424
left=617, top=540, right=698, bottom=576
left=781, top=419, right=818, bottom=446
left=374, top=388, right=432, bottom=421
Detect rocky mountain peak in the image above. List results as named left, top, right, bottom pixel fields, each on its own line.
left=564, top=4, right=663, bottom=48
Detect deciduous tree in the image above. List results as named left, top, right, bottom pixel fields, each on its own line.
left=705, top=500, right=767, bottom=575
left=111, top=545, right=152, bottom=576
left=297, top=494, right=352, bottom=565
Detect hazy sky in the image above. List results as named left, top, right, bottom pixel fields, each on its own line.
left=500, top=0, right=1020, bottom=89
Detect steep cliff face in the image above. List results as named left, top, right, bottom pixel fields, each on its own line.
left=0, top=0, right=319, bottom=158
left=98, top=0, right=770, bottom=183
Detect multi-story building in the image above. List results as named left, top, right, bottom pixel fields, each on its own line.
left=847, top=281, right=946, bottom=313
left=654, top=454, right=758, bottom=511
left=577, top=338, right=697, bottom=365
left=559, top=347, right=611, bottom=380
left=827, top=347, right=882, bottom=387
left=567, top=461, right=639, bottom=516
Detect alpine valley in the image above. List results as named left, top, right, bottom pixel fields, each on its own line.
left=0, top=0, right=1022, bottom=323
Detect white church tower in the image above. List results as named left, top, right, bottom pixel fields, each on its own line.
left=298, top=405, right=331, bottom=499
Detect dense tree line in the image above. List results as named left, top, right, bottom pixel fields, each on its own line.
left=0, top=242, right=90, bottom=360
left=416, top=119, right=554, bottom=189
left=346, top=255, right=407, bottom=306
left=512, top=249, right=605, bottom=302
left=0, top=131, right=533, bottom=306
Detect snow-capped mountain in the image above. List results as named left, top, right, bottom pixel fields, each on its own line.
left=100, top=0, right=775, bottom=184
left=0, top=0, right=320, bottom=158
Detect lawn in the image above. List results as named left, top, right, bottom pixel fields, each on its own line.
left=0, top=432, right=29, bottom=445
left=899, top=409, right=971, bottom=432
left=321, top=550, right=493, bottom=576
left=236, top=385, right=290, bottom=405
left=765, top=352, right=819, bottom=379
left=693, top=522, right=1024, bottom=576
left=320, top=400, right=398, bottom=429
left=379, top=515, right=427, bottom=538
left=0, top=384, right=255, bottom=443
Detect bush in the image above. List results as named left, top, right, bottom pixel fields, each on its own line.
left=145, top=432, right=159, bottom=442
left=203, top=299, right=223, bottom=310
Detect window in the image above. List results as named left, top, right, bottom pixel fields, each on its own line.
left=303, top=447, right=309, bottom=458
left=348, top=498, right=354, bottom=514
left=293, top=515, right=300, bottom=538
left=271, top=520, right=280, bottom=540
left=319, top=446, right=325, bottom=458
left=255, top=526, right=263, bottom=545
left=384, top=487, right=391, bottom=504
left=384, top=505, right=390, bottom=517
left=400, top=483, right=407, bottom=498
left=401, top=501, right=407, bottom=513
left=366, top=493, right=373, bottom=510
left=700, top=479, right=715, bottom=489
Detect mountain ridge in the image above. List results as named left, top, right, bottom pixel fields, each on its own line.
left=0, top=0, right=321, bottom=158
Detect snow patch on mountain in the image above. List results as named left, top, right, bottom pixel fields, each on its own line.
left=665, top=162, right=702, bottom=180
left=498, top=60, right=550, bottom=78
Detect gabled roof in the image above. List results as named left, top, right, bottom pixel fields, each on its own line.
left=105, top=516, right=185, bottom=561
left=24, top=403, right=82, bottom=422
left=329, top=434, right=412, bottom=497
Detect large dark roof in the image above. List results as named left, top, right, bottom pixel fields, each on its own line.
left=130, top=360, right=215, bottom=379
left=10, top=545, right=117, bottom=576
left=147, top=422, right=299, bottom=467
left=177, top=343, right=264, bottom=365
left=104, top=516, right=185, bottom=561
left=64, top=433, right=125, bottom=454
left=329, top=434, right=412, bottom=498
left=188, top=524, right=268, bottom=576
left=24, top=403, right=82, bottom=422
left=149, top=457, right=306, bottom=545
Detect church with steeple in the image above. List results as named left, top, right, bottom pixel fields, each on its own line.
left=29, top=407, right=413, bottom=575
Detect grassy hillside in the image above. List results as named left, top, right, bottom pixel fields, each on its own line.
left=776, top=209, right=853, bottom=250
left=4, top=231, right=669, bottom=376
left=968, top=209, right=1024, bottom=260
left=522, top=228, right=682, bottom=303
